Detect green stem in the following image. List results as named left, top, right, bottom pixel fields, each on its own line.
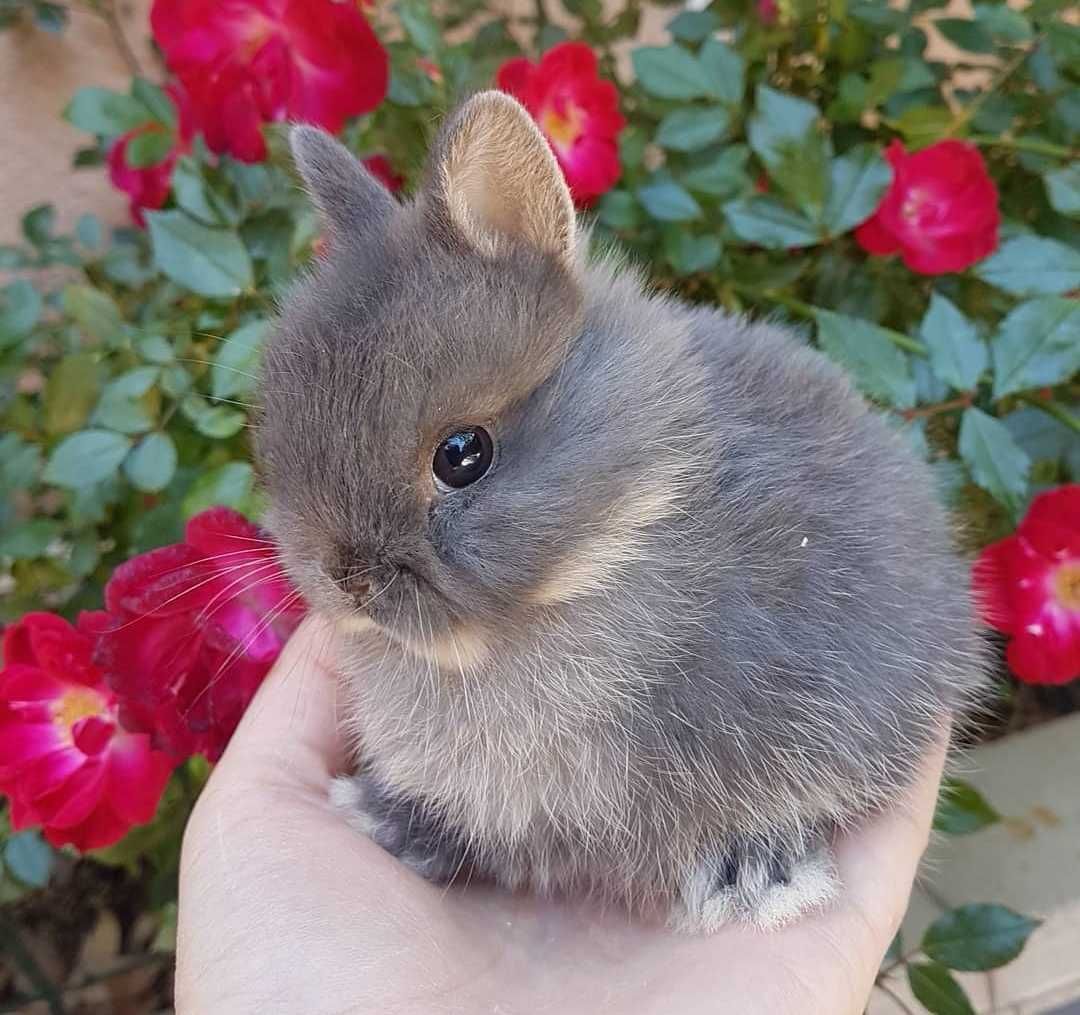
left=968, top=134, right=1077, bottom=160
left=0, top=911, right=65, bottom=1015
left=1015, top=393, right=1080, bottom=434
left=874, top=979, right=918, bottom=1015
left=945, top=43, right=1032, bottom=139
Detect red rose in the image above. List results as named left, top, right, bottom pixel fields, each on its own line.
left=0, top=614, right=173, bottom=851
left=973, top=484, right=1080, bottom=685
left=496, top=42, right=625, bottom=206
left=87, top=507, right=306, bottom=761
left=756, top=0, right=780, bottom=24
left=362, top=154, right=404, bottom=193
left=151, top=0, right=388, bottom=163
left=107, top=82, right=195, bottom=227
left=855, top=139, right=999, bottom=275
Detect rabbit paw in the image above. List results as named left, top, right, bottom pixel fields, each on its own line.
left=670, top=834, right=838, bottom=933
left=330, top=772, right=476, bottom=885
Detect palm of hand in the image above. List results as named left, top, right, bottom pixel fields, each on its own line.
left=176, top=622, right=943, bottom=1015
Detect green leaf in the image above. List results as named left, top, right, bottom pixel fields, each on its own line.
left=894, top=104, right=953, bottom=146
left=181, top=394, right=246, bottom=439
left=667, top=9, right=719, bottom=43
left=664, top=231, right=721, bottom=275
left=22, top=204, right=54, bottom=246
left=397, top=0, right=441, bottom=54
left=992, top=298, right=1080, bottom=398
left=973, top=4, right=1032, bottom=42
left=656, top=107, right=730, bottom=152
left=724, top=196, right=820, bottom=248
left=922, top=904, right=1040, bottom=971
left=822, top=145, right=892, bottom=236
left=211, top=319, right=268, bottom=399
left=958, top=408, right=1030, bottom=514
left=636, top=177, right=702, bottom=221
left=92, top=366, right=159, bottom=434
left=699, top=39, right=744, bottom=106
left=748, top=86, right=829, bottom=217
left=63, top=86, right=151, bottom=136
left=813, top=309, right=916, bottom=408
left=44, top=429, right=132, bottom=488
left=1045, top=164, right=1080, bottom=218
left=632, top=45, right=711, bottom=100
left=975, top=236, right=1080, bottom=296
left=131, top=77, right=177, bottom=128
left=908, top=962, right=976, bottom=1015
left=125, top=128, right=174, bottom=168
left=136, top=334, right=175, bottom=365
left=76, top=213, right=104, bottom=250
left=146, top=210, right=254, bottom=298
left=124, top=432, right=178, bottom=493
left=935, top=18, right=994, bottom=53
left=68, top=530, right=101, bottom=577
left=0, top=519, right=61, bottom=560
left=171, top=157, right=236, bottom=227
left=62, top=284, right=123, bottom=345
left=682, top=145, right=749, bottom=197
left=181, top=461, right=255, bottom=519
left=0, top=279, right=42, bottom=347
left=44, top=353, right=103, bottom=435
left=596, top=190, right=641, bottom=230
left=919, top=292, right=988, bottom=392
left=934, top=778, right=1001, bottom=836
left=4, top=831, right=53, bottom=888
left=0, top=435, right=42, bottom=490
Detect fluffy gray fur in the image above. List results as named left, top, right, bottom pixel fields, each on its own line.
left=256, top=93, right=984, bottom=933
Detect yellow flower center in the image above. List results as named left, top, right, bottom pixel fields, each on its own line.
left=53, top=687, right=108, bottom=736
left=1054, top=562, right=1080, bottom=611
left=542, top=103, right=583, bottom=151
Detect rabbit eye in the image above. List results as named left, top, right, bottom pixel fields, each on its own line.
left=433, top=428, right=494, bottom=489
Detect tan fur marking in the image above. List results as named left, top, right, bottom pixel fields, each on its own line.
left=401, top=622, right=490, bottom=671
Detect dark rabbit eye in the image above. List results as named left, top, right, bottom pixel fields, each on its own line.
left=433, top=428, right=494, bottom=489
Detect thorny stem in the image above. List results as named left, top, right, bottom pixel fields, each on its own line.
left=1015, top=393, right=1080, bottom=434
left=969, top=134, right=1078, bottom=160
left=902, top=395, right=973, bottom=420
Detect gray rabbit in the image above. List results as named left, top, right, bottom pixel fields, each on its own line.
left=256, top=91, right=983, bottom=932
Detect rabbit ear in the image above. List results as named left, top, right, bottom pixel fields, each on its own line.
left=424, top=91, right=576, bottom=270
left=290, top=125, right=396, bottom=238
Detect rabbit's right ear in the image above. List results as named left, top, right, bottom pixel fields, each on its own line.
left=423, top=91, right=576, bottom=271
left=290, top=125, right=396, bottom=239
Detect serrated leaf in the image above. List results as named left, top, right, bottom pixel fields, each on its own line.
left=171, top=157, right=236, bottom=226
left=146, top=210, right=253, bottom=298
left=934, top=778, right=1001, bottom=836
left=62, top=284, right=123, bottom=345
left=1045, top=164, right=1080, bottom=218
left=699, top=38, right=744, bottom=106
left=211, top=319, right=268, bottom=399
left=136, top=334, right=175, bottom=365
left=894, top=104, right=954, bottom=146
left=973, top=4, right=1032, bottom=42
left=682, top=145, right=750, bottom=197
left=397, top=0, right=441, bottom=54
left=922, top=904, right=1039, bottom=971
left=63, top=86, right=151, bottom=136
left=664, top=231, right=721, bottom=275
left=919, top=292, right=988, bottom=392
left=724, top=197, right=821, bottom=248
left=44, top=354, right=103, bottom=435
left=124, top=432, right=177, bottom=493
left=44, top=430, right=132, bottom=488
left=992, top=297, right=1080, bottom=398
left=667, top=9, right=719, bottom=43
left=131, top=77, right=176, bottom=128
left=814, top=309, right=916, bottom=408
left=0, top=434, right=42, bottom=490
left=656, top=107, right=730, bottom=152
left=76, top=213, right=104, bottom=250
left=975, top=236, right=1080, bottom=296
left=181, top=394, right=246, bottom=439
left=632, top=45, right=711, bottom=100
left=908, top=961, right=976, bottom=1015
left=125, top=128, right=174, bottom=168
left=92, top=366, right=159, bottom=434
left=596, top=191, right=641, bottom=230
left=0, top=279, right=42, bottom=347
left=636, top=177, right=701, bottom=221
left=748, top=86, right=830, bottom=217
left=823, top=145, right=893, bottom=236
left=958, top=408, right=1030, bottom=514
left=4, top=831, right=54, bottom=888
left=936, top=17, right=994, bottom=53
left=0, top=519, right=62, bottom=560
left=181, top=461, right=255, bottom=519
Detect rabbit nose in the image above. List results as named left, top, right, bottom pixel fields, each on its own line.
left=333, top=566, right=372, bottom=604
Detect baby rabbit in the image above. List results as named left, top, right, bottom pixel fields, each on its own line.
left=256, top=91, right=983, bottom=932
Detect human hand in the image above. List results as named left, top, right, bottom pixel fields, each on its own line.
left=176, top=618, right=947, bottom=1015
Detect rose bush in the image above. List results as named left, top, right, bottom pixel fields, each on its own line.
left=0, top=0, right=1077, bottom=1010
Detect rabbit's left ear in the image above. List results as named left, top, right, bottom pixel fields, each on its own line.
left=423, top=91, right=576, bottom=271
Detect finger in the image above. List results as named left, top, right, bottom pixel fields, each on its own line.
left=215, top=614, right=344, bottom=790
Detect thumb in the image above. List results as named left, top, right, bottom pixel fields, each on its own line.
left=215, top=614, right=345, bottom=791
